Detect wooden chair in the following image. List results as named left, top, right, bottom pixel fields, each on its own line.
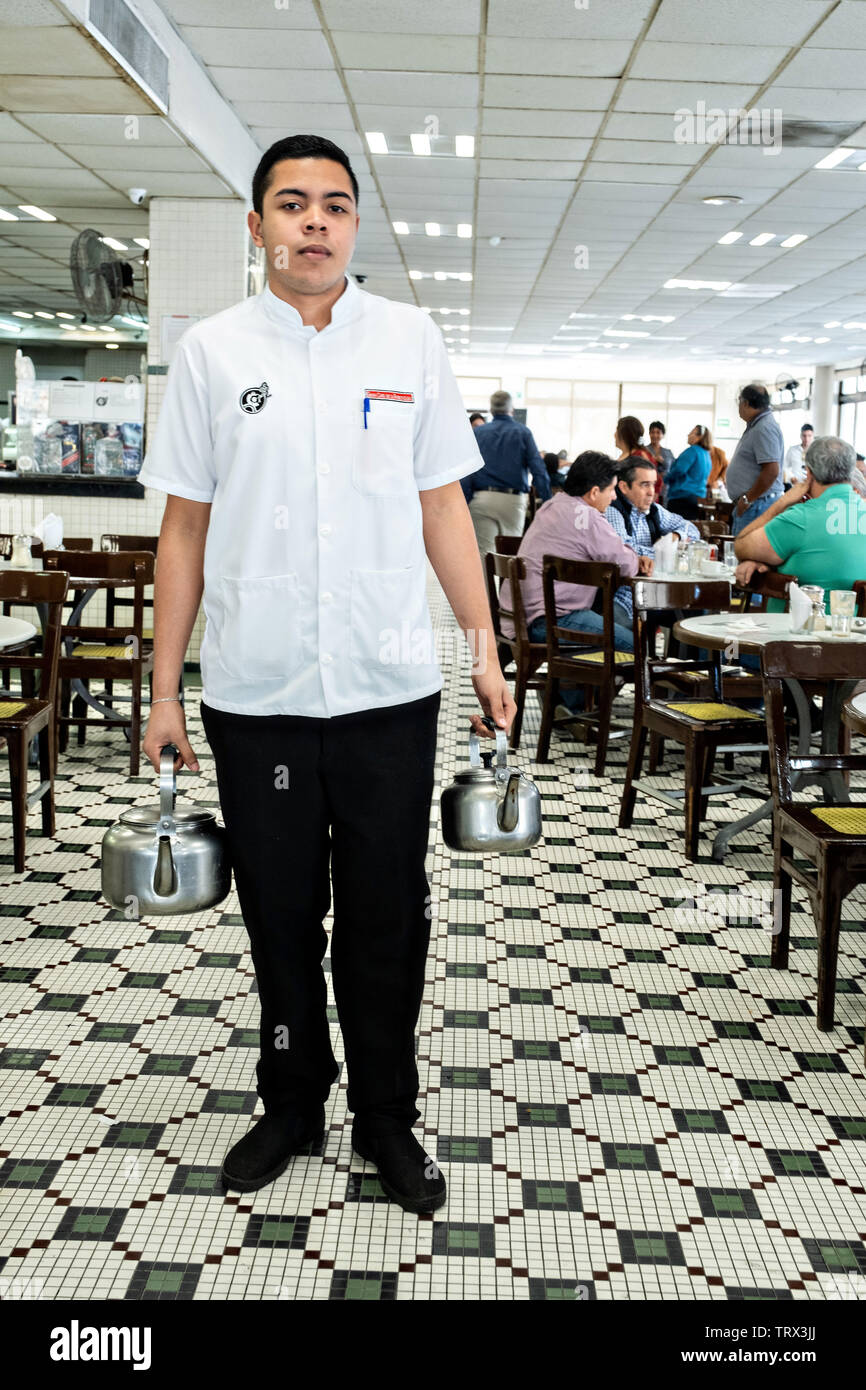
left=100, top=535, right=164, bottom=704
left=619, top=579, right=769, bottom=860
left=485, top=551, right=546, bottom=751
left=487, top=533, right=524, bottom=673
left=524, top=486, right=538, bottom=530
left=42, top=550, right=155, bottom=776
left=696, top=521, right=731, bottom=541
left=762, top=639, right=866, bottom=1030
left=536, top=557, right=635, bottom=775
left=0, top=536, right=92, bottom=616
left=854, top=580, right=866, bottom=618
left=0, top=569, right=68, bottom=872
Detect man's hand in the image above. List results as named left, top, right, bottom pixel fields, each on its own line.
left=734, top=559, right=768, bottom=587
left=735, top=493, right=750, bottom=516
left=637, top=554, right=654, bottom=575
left=470, top=667, right=516, bottom=737
left=786, top=476, right=812, bottom=505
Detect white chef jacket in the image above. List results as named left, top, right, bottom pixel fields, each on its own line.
left=783, top=443, right=807, bottom=484
left=138, top=275, right=482, bottom=717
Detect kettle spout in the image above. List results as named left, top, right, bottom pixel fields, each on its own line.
left=497, top=772, right=521, bottom=835
left=153, top=835, right=178, bottom=898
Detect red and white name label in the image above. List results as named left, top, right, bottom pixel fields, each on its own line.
left=365, top=389, right=414, bottom=403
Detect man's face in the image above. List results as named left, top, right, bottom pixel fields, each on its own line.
left=620, top=467, right=656, bottom=512
left=247, top=157, right=358, bottom=297
left=738, top=397, right=753, bottom=422
left=801, top=429, right=813, bottom=450
left=587, top=480, right=617, bottom=513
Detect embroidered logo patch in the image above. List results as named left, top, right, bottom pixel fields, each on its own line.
left=239, top=382, right=271, bottom=414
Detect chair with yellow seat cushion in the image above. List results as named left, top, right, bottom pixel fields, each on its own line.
left=42, top=550, right=155, bottom=777
left=0, top=570, right=68, bottom=872
left=620, top=578, right=771, bottom=861
left=535, top=556, right=636, bottom=776
left=762, top=639, right=866, bottom=1031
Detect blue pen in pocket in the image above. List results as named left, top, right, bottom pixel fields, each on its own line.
left=363, top=396, right=371, bottom=430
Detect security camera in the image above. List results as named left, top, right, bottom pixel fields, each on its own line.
left=127, top=188, right=148, bottom=206
left=354, top=273, right=367, bottom=284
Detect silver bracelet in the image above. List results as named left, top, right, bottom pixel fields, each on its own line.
left=152, top=696, right=181, bottom=704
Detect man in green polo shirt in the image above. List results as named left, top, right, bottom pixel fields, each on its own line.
left=734, top=435, right=866, bottom=613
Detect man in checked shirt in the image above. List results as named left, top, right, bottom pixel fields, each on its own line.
left=604, top=459, right=700, bottom=624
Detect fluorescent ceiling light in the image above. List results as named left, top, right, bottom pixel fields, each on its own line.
left=749, top=233, right=776, bottom=246
left=0, top=209, right=19, bottom=221
left=824, top=321, right=841, bottom=328
left=664, top=278, right=731, bottom=291
left=455, top=136, right=474, bottom=158
left=133, top=237, right=149, bottom=249
left=60, top=323, right=77, bottom=331
left=34, top=311, right=54, bottom=319
left=425, top=222, right=440, bottom=237
left=411, top=133, right=431, bottom=156
left=814, top=336, right=830, bottom=343
left=365, top=132, right=388, bottom=154
left=702, top=195, right=742, bottom=206
left=100, top=236, right=127, bottom=252
left=843, top=321, right=866, bottom=330
left=56, top=311, right=75, bottom=319
left=746, top=347, right=759, bottom=353
left=105, top=343, right=119, bottom=349
left=79, top=324, right=96, bottom=332
left=120, top=315, right=144, bottom=326
left=718, top=231, right=743, bottom=245
left=392, top=221, right=409, bottom=235
left=0, top=321, right=22, bottom=333
left=409, top=270, right=423, bottom=280
left=12, top=311, right=33, bottom=318
left=457, top=223, right=472, bottom=238
left=779, top=234, right=808, bottom=248
left=17, top=204, right=55, bottom=221
left=603, top=328, right=650, bottom=338
left=813, top=148, right=853, bottom=170
left=621, top=314, right=675, bottom=323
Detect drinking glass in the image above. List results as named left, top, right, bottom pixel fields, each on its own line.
left=830, top=589, right=857, bottom=635
left=722, top=541, right=736, bottom=571
left=675, top=540, right=690, bottom=574
left=688, top=541, right=709, bottom=575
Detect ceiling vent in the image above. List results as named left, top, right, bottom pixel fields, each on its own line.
left=733, top=117, right=862, bottom=148
left=88, top=0, right=169, bottom=109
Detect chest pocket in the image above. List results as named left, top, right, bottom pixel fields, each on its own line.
left=353, top=399, right=415, bottom=497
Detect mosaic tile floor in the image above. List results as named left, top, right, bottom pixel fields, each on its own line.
left=0, top=577, right=864, bottom=1302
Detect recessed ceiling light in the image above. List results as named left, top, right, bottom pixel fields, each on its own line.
left=457, top=223, right=472, bottom=238
left=603, top=328, right=650, bottom=338
left=60, top=323, right=77, bottom=331
left=814, top=148, right=853, bottom=170
left=12, top=311, right=33, bottom=318
left=365, top=132, right=388, bottom=154
left=780, top=234, right=808, bottom=248
left=488, top=235, right=502, bottom=247
left=120, top=315, right=144, bottom=326
left=843, top=321, right=866, bottom=330
left=425, top=222, right=441, bottom=237
left=0, top=320, right=22, bottom=332
left=17, top=204, right=56, bottom=221
left=718, top=231, right=743, bottom=245
left=455, top=136, right=474, bottom=158
left=411, top=133, right=431, bottom=156
left=392, top=221, right=409, bottom=235
left=749, top=233, right=776, bottom=246
left=746, top=347, right=760, bottom=353
left=79, top=324, right=96, bottom=332
left=702, top=195, right=743, bottom=206
left=0, top=209, right=19, bottom=222
left=409, top=270, right=423, bottom=280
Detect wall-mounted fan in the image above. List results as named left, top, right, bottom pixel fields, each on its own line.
left=69, top=229, right=148, bottom=325
left=775, top=374, right=800, bottom=401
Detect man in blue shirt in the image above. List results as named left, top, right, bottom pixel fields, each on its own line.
left=464, top=389, right=551, bottom=557
left=605, top=459, right=700, bottom=620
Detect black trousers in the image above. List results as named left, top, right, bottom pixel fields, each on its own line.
left=200, top=691, right=441, bottom=1134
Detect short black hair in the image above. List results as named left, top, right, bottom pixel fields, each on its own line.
left=739, top=383, right=770, bottom=410
left=648, top=420, right=665, bottom=434
left=252, top=135, right=359, bottom=216
left=801, top=423, right=814, bottom=432
left=469, top=412, right=485, bottom=424
left=543, top=452, right=561, bottom=480
left=563, top=450, right=618, bottom=497
left=618, top=459, right=657, bottom=488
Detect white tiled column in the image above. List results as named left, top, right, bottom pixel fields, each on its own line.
left=144, top=197, right=249, bottom=662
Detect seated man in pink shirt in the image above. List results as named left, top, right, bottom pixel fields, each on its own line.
left=499, top=451, right=653, bottom=711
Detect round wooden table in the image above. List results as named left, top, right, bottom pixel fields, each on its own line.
left=673, top=612, right=862, bottom=859
left=0, top=615, right=37, bottom=650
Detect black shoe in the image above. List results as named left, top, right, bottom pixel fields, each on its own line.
left=220, top=1105, right=326, bottom=1193
left=352, top=1126, right=447, bottom=1214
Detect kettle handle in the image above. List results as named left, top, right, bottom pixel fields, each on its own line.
left=158, top=744, right=179, bottom=830
left=469, top=717, right=508, bottom=770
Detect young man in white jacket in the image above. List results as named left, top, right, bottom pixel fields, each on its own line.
left=139, top=135, right=516, bottom=1214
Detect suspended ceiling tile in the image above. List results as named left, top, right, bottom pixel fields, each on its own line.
left=0, top=77, right=154, bottom=114
left=101, top=171, right=233, bottom=197
left=647, top=0, right=839, bottom=45
left=345, top=71, right=479, bottom=105
left=780, top=46, right=866, bottom=88
left=321, top=0, right=481, bottom=34
left=481, top=109, right=603, bottom=139
left=332, top=33, right=477, bottom=71
left=251, top=128, right=367, bottom=154
left=760, top=85, right=866, bottom=119
left=230, top=102, right=355, bottom=128
left=210, top=69, right=344, bottom=103
left=485, top=38, right=631, bottom=77
left=0, top=144, right=81, bottom=170
left=484, top=74, right=618, bottom=109
left=631, top=41, right=789, bottom=84
left=487, top=0, right=654, bottom=40
left=480, top=136, right=593, bottom=160
left=179, top=26, right=332, bottom=66
left=356, top=105, right=477, bottom=132
left=19, top=114, right=184, bottom=146
left=157, top=0, right=321, bottom=25
left=479, top=158, right=582, bottom=180
left=615, top=80, right=756, bottom=113
left=0, top=27, right=113, bottom=77
left=592, top=138, right=703, bottom=165
left=0, top=0, right=71, bottom=21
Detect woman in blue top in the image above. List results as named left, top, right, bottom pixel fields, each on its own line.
left=666, top=425, right=712, bottom=519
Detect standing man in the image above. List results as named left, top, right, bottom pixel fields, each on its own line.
left=727, top=383, right=785, bottom=535
left=138, top=134, right=515, bottom=1214
left=783, top=423, right=814, bottom=486
left=466, top=390, right=551, bottom=559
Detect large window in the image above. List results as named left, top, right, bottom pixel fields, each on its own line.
left=454, top=377, right=501, bottom=411
left=524, top=380, right=716, bottom=459
left=836, top=373, right=866, bottom=456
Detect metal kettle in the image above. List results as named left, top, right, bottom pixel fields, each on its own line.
left=440, top=719, right=542, bottom=854
left=101, top=745, right=232, bottom=916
